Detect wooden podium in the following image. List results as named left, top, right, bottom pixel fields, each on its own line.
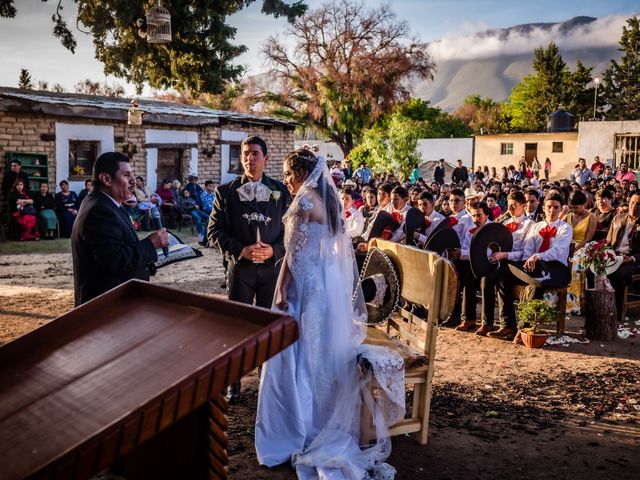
left=0, top=280, right=298, bottom=480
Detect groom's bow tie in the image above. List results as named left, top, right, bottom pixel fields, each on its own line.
left=237, top=181, right=271, bottom=202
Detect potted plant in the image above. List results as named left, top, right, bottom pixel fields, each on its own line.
left=515, top=299, right=557, bottom=348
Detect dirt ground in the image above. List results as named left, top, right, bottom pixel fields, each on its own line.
left=1, top=240, right=639, bottom=480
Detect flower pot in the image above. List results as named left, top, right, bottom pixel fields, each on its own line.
left=519, top=329, right=548, bottom=348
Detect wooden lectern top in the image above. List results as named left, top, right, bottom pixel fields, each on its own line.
left=0, top=280, right=298, bottom=480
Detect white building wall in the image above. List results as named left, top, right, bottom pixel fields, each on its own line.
left=417, top=138, right=474, bottom=169
left=578, top=120, right=640, bottom=167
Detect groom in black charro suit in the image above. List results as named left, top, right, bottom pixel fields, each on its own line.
left=208, top=136, right=290, bottom=401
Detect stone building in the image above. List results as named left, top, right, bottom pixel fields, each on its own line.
left=0, top=87, right=296, bottom=204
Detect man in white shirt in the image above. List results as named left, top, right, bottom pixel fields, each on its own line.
left=454, top=202, right=493, bottom=331
left=388, top=186, right=412, bottom=243
left=485, top=191, right=534, bottom=339
left=340, top=187, right=365, bottom=239
left=442, top=188, right=478, bottom=327
left=413, top=191, right=445, bottom=247
left=376, top=183, right=393, bottom=213
left=492, top=192, right=573, bottom=338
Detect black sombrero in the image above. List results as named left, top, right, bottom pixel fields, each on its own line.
left=359, top=247, right=401, bottom=325
left=403, top=207, right=425, bottom=247
left=470, top=223, right=513, bottom=279
left=424, top=226, right=460, bottom=257
left=508, top=260, right=571, bottom=289
left=363, top=210, right=401, bottom=241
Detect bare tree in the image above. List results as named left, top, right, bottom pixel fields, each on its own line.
left=74, top=79, right=125, bottom=97
left=259, top=0, right=435, bottom=155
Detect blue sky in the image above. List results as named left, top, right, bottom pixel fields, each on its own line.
left=0, top=0, right=637, bottom=95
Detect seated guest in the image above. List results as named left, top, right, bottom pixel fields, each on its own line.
left=607, top=192, right=640, bottom=323
left=591, top=188, right=617, bottom=241
left=485, top=193, right=501, bottom=220
left=8, top=180, right=39, bottom=241
left=33, top=182, right=57, bottom=239
left=54, top=179, right=79, bottom=238
left=171, top=179, right=182, bottom=204
left=484, top=192, right=534, bottom=338
left=340, top=187, right=365, bottom=239
left=186, top=175, right=204, bottom=208
left=389, top=186, right=412, bottom=242
left=442, top=189, right=475, bottom=326
left=525, top=188, right=545, bottom=222
left=566, top=190, right=597, bottom=315
left=493, top=193, right=573, bottom=336
left=133, top=176, right=162, bottom=230
left=78, top=179, right=93, bottom=204
left=178, top=188, right=209, bottom=238
left=376, top=183, right=393, bottom=213
left=200, top=180, right=216, bottom=216
left=455, top=202, right=493, bottom=332
left=156, top=178, right=179, bottom=228
left=408, top=186, right=422, bottom=208
left=358, top=187, right=378, bottom=222
left=413, top=191, right=445, bottom=247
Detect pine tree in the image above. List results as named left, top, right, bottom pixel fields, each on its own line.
left=18, top=68, right=32, bottom=90
left=601, top=17, right=640, bottom=120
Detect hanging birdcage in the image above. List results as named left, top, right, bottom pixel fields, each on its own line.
left=145, top=0, right=171, bottom=44
left=128, top=99, right=143, bottom=125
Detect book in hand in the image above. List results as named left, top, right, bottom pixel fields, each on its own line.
left=154, top=232, right=203, bottom=269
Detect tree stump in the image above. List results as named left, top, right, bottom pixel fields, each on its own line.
left=584, top=288, right=617, bottom=340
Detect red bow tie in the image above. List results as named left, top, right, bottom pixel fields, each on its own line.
left=345, top=210, right=352, bottom=219
left=469, top=226, right=479, bottom=235
left=538, top=225, right=557, bottom=253
left=391, top=211, right=403, bottom=223
left=448, top=217, right=458, bottom=227
left=424, top=217, right=432, bottom=229
left=506, top=222, right=519, bottom=233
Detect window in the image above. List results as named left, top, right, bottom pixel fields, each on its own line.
left=500, top=143, right=513, bottom=155
left=227, top=144, right=242, bottom=174
left=615, top=134, right=640, bottom=170
left=552, top=142, right=563, bottom=153
left=68, top=140, right=98, bottom=177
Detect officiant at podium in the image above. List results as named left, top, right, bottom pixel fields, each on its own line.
left=208, top=136, right=290, bottom=402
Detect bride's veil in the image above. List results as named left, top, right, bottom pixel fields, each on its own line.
left=284, top=151, right=393, bottom=478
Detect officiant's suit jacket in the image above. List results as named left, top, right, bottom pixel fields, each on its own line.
left=71, top=190, right=158, bottom=306
left=208, top=174, right=290, bottom=263
left=606, top=213, right=640, bottom=262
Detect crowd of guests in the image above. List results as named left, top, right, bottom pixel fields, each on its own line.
left=1, top=158, right=216, bottom=245
left=333, top=155, right=640, bottom=334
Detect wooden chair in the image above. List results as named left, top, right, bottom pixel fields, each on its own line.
left=621, top=274, right=640, bottom=322
left=361, top=239, right=457, bottom=445
left=177, top=213, right=195, bottom=235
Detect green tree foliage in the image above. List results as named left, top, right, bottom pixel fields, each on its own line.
left=258, top=0, right=435, bottom=156
left=0, top=0, right=307, bottom=95
left=452, top=95, right=506, bottom=134
left=601, top=17, right=640, bottom=120
left=18, top=68, right=32, bottom=89
left=349, top=99, right=469, bottom=179
left=502, top=42, right=594, bottom=132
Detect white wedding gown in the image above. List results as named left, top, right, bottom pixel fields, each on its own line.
left=255, top=185, right=400, bottom=480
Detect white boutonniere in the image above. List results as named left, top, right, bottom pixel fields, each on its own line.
left=271, top=190, right=281, bottom=204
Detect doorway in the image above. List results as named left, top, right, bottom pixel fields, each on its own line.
left=524, top=143, right=538, bottom=166
left=156, top=149, right=183, bottom=188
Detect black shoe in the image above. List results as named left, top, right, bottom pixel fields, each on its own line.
left=440, top=315, right=460, bottom=327
left=226, top=382, right=241, bottom=404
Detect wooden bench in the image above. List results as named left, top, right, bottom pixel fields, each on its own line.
left=361, top=239, right=457, bottom=445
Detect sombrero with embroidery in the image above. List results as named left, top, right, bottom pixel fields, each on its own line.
left=359, top=247, right=401, bottom=325
left=403, top=207, right=425, bottom=247
left=508, top=261, right=571, bottom=289
left=424, top=226, right=460, bottom=257
left=470, top=223, right=513, bottom=279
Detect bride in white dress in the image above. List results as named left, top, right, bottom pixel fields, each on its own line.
left=255, top=149, right=396, bottom=480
